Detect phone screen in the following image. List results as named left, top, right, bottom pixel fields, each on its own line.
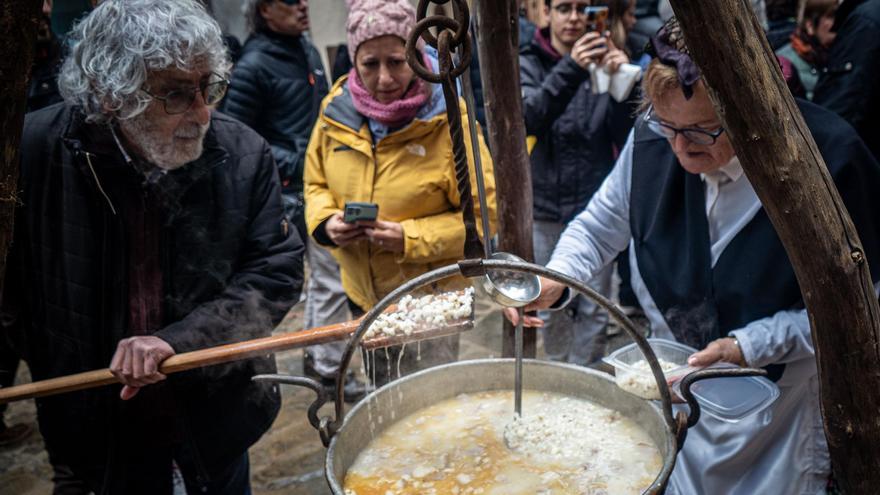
left=584, top=6, right=609, bottom=33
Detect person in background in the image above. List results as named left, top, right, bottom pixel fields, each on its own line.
left=27, top=0, right=63, bottom=113
left=776, top=0, right=837, bottom=100
left=222, top=0, right=325, bottom=240
left=766, top=0, right=800, bottom=49
left=221, top=0, right=365, bottom=402
left=305, top=0, right=496, bottom=387
left=508, top=17, right=880, bottom=493
left=5, top=0, right=303, bottom=492
left=814, top=0, right=880, bottom=161
left=604, top=0, right=645, bottom=62
left=0, top=0, right=61, bottom=450
left=520, top=0, right=637, bottom=366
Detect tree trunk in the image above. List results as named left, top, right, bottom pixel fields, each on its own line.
left=0, top=0, right=41, bottom=290
left=474, top=0, right=536, bottom=357
left=668, top=0, right=880, bottom=490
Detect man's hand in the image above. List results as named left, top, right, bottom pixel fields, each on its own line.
left=109, top=336, right=175, bottom=400
left=502, top=277, right=567, bottom=327
left=359, top=220, right=405, bottom=253
left=687, top=337, right=746, bottom=368
left=571, top=31, right=609, bottom=69
left=326, top=212, right=367, bottom=247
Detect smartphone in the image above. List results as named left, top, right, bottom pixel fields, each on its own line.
left=343, top=202, right=379, bottom=223
left=584, top=6, right=609, bottom=33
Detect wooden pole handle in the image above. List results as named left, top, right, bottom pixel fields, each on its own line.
left=0, top=319, right=362, bottom=405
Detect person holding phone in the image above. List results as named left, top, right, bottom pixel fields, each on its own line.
left=304, top=0, right=497, bottom=386
left=520, top=0, right=638, bottom=367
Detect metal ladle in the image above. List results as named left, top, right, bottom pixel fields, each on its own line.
left=482, top=252, right=541, bottom=417
left=453, top=20, right=542, bottom=417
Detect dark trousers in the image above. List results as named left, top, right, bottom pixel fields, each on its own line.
left=47, top=386, right=252, bottom=495
left=50, top=451, right=252, bottom=495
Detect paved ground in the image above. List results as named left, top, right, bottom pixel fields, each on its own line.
left=0, top=286, right=646, bottom=495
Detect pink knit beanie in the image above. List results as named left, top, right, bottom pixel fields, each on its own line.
left=346, top=0, right=417, bottom=62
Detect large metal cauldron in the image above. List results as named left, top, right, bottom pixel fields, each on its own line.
left=255, top=258, right=765, bottom=494
left=324, top=358, right=677, bottom=493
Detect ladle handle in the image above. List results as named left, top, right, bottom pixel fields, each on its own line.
left=0, top=319, right=362, bottom=405
left=678, top=367, right=769, bottom=428
left=514, top=307, right=524, bottom=416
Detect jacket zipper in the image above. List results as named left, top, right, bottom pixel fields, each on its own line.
left=83, top=151, right=118, bottom=216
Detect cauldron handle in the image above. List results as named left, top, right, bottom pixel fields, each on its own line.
left=677, top=367, right=769, bottom=429
left=252, top=374, right=333, bottom=447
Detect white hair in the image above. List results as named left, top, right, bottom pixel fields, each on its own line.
left=58, top=0, right=231, bottom=124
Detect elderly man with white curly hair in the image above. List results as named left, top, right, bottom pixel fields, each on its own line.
left=2, top=0, right=304, bottom=493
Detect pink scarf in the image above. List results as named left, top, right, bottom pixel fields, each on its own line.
left=347, top=54, right=431, bottom=128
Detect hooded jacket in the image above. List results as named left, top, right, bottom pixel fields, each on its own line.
left=304, top=76, right=497, bottom=310
left=6, top=103, right=303, bottom=486
left=520, top=27, right=637, bottom=224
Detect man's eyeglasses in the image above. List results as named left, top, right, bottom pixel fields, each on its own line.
left=552, top=3, right=591, bottom=16
left=278, top=0, right=301, bottom=5
left=142, top=73, right=229, bottom=115
left=643, top=106, right=726, bottom=145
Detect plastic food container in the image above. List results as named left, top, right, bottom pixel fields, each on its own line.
left=674, top=364, right=780, bottom=423
left=603, top=339, right=697, bottom=400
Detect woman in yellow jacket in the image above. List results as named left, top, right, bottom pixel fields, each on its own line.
left=304, top=0, right=496, bottom=386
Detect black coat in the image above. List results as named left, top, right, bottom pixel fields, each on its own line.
left=220, top=31, right=328, bottom=195
left=813, top=0, right=880, bottom=160
left=7, top=103, right=303, bottom=486
left=520, top=28, right=637, bottom=223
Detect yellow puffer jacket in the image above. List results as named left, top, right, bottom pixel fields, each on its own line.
left=305, top=76, right=497, bottom=310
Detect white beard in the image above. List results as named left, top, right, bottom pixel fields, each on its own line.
left=119, top=113, right=209, bottom=170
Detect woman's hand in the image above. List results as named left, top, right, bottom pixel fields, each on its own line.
left=571, top=31, right=609, bottom=69
left=600, top=36, right=629, bottom=73
left=501, top=277, right=567, bottom=327
left=688, top=337, right=747, bottom=368
left=359, top=220, right=405, bottom=253
left=326, top=212, right=367, bottom=247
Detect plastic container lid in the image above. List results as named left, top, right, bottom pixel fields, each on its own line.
left=676, top=364, right=780, bottom=423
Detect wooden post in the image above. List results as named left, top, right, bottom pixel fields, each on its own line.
left=668, top=0, right=880, bottom=490
left=0, top=0, right=41, bottom=288
left=473, top=0, right=536, bottom=358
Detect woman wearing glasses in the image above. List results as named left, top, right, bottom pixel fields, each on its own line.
left=304, top=0, right=496, bottom=387
left=508, top=17, right=880, bottom=494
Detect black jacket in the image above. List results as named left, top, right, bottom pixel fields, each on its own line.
left=813, top=0, right=880, bottom=160
left=520, top=28, right=637, bottom=223
left=7, top=104, right=303, bottom=487
left=220, top=31, right=328, bottom=194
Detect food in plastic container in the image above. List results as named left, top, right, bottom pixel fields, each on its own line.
left=603, top=339, right=697, bottom=400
